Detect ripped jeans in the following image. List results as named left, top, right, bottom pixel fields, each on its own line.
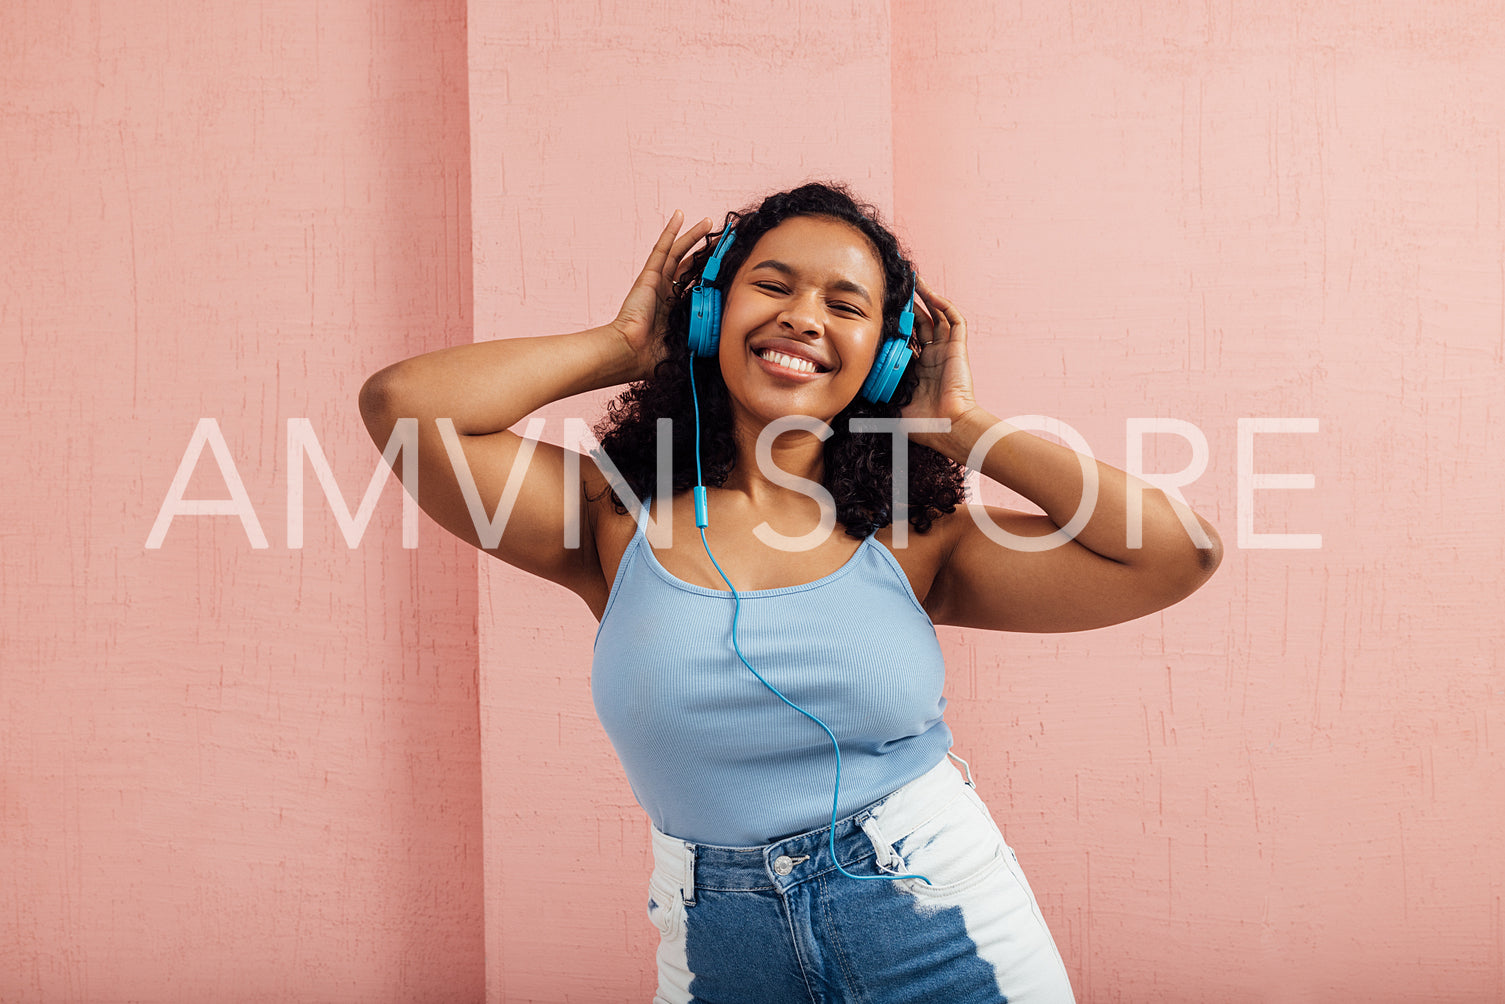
left=646, top=756, right=1076, bottom=1003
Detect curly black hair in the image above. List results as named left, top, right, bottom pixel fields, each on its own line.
left=593, top=181, right=967, bottom=539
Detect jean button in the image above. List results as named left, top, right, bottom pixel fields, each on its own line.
left=772, top=855, right=795, bottom=876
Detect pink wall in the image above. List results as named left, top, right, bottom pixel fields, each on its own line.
left=5, top=1, right=1503, bottom=1001
left=1, top=1, right=482, bottom=1000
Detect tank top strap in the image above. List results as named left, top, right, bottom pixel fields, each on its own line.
left=635, top=493, right=655, bottom=536
left=594, top=493, right=653, bottom=642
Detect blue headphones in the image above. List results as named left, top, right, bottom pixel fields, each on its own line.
left=687, top=226, right=917, bottom=405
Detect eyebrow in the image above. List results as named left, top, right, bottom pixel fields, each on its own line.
left=747, top=259, right=874, bottom=305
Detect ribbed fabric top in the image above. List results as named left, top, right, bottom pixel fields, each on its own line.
left=592, top=498, right=952, bottom=846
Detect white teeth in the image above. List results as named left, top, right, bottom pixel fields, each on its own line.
left=761, top=349, right=818, bottom=374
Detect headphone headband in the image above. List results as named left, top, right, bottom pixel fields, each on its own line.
left=898, top=270, right=916, bottom=337
left=700, top=227, right=737, bottom=284
left=687, top=227, right=737, bottom=358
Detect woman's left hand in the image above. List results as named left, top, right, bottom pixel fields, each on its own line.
left=901, top=276, right=981, bottom=433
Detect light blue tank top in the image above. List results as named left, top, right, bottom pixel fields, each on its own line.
left=592, top=498, right=953, bottom=846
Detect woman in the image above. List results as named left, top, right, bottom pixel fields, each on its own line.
left=359, top=183, right=1222, bottom=1002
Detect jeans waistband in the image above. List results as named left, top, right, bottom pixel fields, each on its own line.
left=649, top=754, right=975, bottom=904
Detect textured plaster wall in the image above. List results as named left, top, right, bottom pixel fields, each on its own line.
left=3, top=0, right=1503, bottom=1001
left=1, top=1, right=482, bottom=1001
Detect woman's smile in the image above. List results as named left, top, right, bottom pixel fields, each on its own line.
left=756, top=347, right=824, bottom=376
left=751, top=336, right=834, bottom=379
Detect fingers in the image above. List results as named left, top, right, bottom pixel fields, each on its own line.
left=669, top=217, right=712, bottom=263
left=914, top=274, right=967, bottom=346
left=640, top=212, right=713, bottom=289
left=640, top=211, right=684, bottom=275
left=912, top=294, right=937, bottom=344
left=666, top=217, right=713, bottom=284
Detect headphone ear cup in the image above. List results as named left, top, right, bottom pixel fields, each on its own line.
left=860, top=336, right=912, bottom=404
left=687, top=285, right=722, bottom=357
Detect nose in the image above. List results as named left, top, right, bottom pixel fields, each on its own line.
left=777, top=289, right=824, bottom=336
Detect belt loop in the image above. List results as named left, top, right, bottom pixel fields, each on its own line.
left=680, top=842, right=697, bottom=907
left=859, top=815, right=903, bottom=873
left=947, top=749, right=976, bottom=788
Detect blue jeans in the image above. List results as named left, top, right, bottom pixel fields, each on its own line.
left=647, top=757, right=1076, bottom=1003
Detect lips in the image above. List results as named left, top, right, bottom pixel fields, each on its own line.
left=756, top=348, right=825, bottom=374
left=751, top=340, right=831, bottom=376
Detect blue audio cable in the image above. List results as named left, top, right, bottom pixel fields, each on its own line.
left=687, top=359, right=930, bottom=885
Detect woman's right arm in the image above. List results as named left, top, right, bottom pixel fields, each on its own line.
left=357, top=211, right=711, bottom=612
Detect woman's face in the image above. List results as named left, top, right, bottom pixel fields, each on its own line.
left=716, top=215, right=888, bottom=429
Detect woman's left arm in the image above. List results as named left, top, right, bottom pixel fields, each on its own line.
left=906, top=278, right=1223, bottom=632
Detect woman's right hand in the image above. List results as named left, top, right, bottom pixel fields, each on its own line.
left=610, top=210, right=714, bottom=380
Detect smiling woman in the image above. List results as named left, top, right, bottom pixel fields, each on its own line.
left=357, top=181, right=1221, bottom=1002
left=598, top=185, right=966, bottom=547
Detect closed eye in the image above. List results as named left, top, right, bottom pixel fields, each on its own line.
left=751, top=280, right=867, bottom=318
